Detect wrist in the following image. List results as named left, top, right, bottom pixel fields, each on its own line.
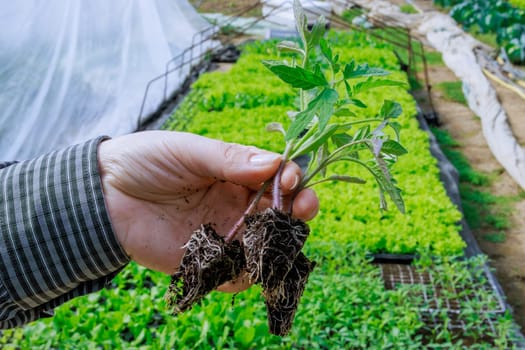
left=97, top=139, right=132, bottom=259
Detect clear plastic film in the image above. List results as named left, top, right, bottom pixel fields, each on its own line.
left=0, top=1, right=212, bottom=160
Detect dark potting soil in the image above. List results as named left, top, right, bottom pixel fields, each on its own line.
left=165, top=208, right=315, bottom=336
left=165, top=224, right=245, bottom=313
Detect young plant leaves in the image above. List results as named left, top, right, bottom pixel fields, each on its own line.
left=262, top=60, right=327, bottom=90
left=264, top=0, right=407, bottom=216
left=293, top=0, right=309, bottom=49
left=306, top=17, right=327, bottom=52
left=292, top=123, right=339, bottom=157
left=285, top=88, right=338, bottom=141
left=320, top=39, right=333, bottom=63
left=343, top=60, right=390, bottom=79
left=367, top=159, right=405, bottom=213
left=350, top=78, right=405, bottom=96
left=379, top=100, right=403, bottom=119
left=380, top=139, right=408, bottom=156
left=316, top=88, right=339, bottom=132
left=331, top=133, right=353, bottom=148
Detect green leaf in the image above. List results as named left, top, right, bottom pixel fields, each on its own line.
left=343, top=60, right=390, bottom=79
left=381, top=139, right=408, bottom=156
left=334, top=108, right=357, bottom=117
left=306, top=16, right=327, bottom=51
left=285, top=88, right=338, bottom=140
left=320, top=38, right=332, bottom=62
left=331, top=133, right=353, bottom=148
left=389, top=121, right=402, bottom=141
left=344, top=80, right=353, bottom=98
left=293, top=0, right=308, bottom=47
left=353, top=125, right=371, bottom=141
left=313, top=63, right=323, bottom=78
left=286, top=107, right=317, bottom=141
left=262, top=60, right=327, bottom=89
left=351, top=78, right=405, bottom=96
left=379, top=100, right=403, bottom=119
left=292, top=123, right=339, bottom=157
left=337, top=97, right=367, bottom=109
left=370, top=158, right=405, bottom=213
left=317, top=88, right=339, bottom=132
left=234, top=326, right=255, bottom=346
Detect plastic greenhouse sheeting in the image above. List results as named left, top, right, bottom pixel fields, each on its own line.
left=0, top=1, right=212, bottom=160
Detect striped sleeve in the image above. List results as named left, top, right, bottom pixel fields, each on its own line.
left=0, top=137, right=130, bottom=328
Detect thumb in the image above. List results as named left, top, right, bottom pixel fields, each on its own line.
left=175, top=132, right=282, bottom=187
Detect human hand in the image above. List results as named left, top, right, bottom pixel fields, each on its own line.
left=98, top=131, right=319, bottom=283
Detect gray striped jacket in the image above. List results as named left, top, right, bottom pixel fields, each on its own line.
left=0, top=137, right=130, bottom=328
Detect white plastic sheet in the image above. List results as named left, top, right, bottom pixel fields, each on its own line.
left=262, top=0, right=332, bottom=28
left=0, top=1, right=212, bottom=160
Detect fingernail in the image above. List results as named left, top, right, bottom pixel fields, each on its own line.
left=290, top=174, right=300, bottom=190
left=250, top=153, right=280, bottom=165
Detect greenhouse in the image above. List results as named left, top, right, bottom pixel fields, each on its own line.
left=1, top=0, right=525, bottom=348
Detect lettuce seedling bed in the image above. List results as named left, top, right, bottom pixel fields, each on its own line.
left=374, top=256, right=507, bottom=334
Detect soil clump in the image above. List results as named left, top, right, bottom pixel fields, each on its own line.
left=166, top=208, right=315, bottom=336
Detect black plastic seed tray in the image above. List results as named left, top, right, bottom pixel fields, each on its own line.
left=373, top=255, right=507, bottom=332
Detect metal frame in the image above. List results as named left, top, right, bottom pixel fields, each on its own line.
left=136, top=0, right=438, bottom=129
left=378, top=262, right=507, bottom=332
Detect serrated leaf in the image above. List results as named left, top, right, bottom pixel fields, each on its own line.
left=317, top=88, right=339, bottom=132
left=262, top=60, right=327, bottom=89
left=263, top=61, right=328, bottom=90
left=348, top=98, right=367, bottom=108
left=286, top=108, right=316, bottom=142
left=381, top=139, right=408, bottom=156
left=277, top=40, right=304, bottom=55
left=371, top=158, right=405, bottom=213
left=344, top=80, right=353, bottom=98
left=379, top=100, right=403, bottom=119
left=266, top=122, right=286, bottom=136
left=285, top=88, right=338, bottom=140
left=343, top=60, right=390, bottom=79
left=320, top=38, right=332, bottom=62
left=352, top=78, right=405, bottom=96
left=294, top=0, right=308, bottom=47
left=306, top=16, right=327, bottom=51
left=328, top=175, right=366, bottom=184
